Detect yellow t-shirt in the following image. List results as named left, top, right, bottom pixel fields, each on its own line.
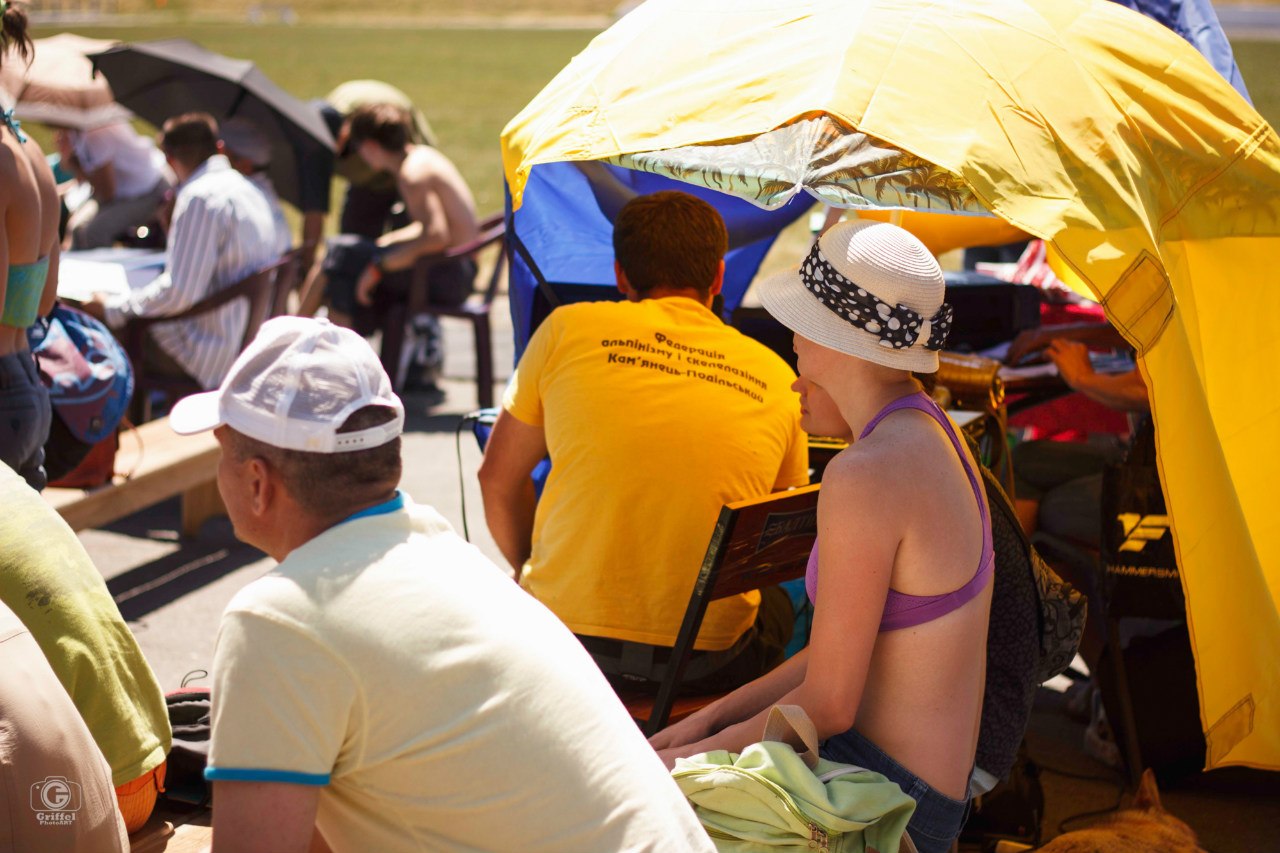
left=0, top=464, right=171, bottom=787
left=505, top=296, right=808, bottom=650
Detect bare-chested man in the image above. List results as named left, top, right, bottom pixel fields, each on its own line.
left=320, top=103, right=481, bottom=391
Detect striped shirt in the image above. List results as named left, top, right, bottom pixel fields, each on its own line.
left=104, top=155, right=279, bottom=389
left=248, top=171, right=293, bottom=259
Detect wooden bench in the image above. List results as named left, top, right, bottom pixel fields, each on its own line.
left=44, top=416, right=225, bottom=536
left=129, top=803, right=212, bottom=853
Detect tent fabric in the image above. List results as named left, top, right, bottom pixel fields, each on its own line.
left=500, top=0, right=1280, bottom=770
left=1109, top=0, right=1251, bottom=102
left=505, top=161, right=811, bottom=357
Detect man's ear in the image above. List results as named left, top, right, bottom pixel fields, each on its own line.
left=615, top=261, right=636, bottom=300
left=709, top=259, right=725, bottom=297
left=247, top=457, right=275, bottom=518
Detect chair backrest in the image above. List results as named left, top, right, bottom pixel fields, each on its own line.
left=644, top=484, right=821, bottom=735
left=123, top=260, right=283, bottom=367
left=412, top=213, right=507, bottom=306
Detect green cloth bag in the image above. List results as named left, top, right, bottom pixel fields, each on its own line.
left=672, top=706, right=918, bottom=853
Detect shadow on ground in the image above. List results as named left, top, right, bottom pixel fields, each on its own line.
left=101, top=499, right=265, bottom=622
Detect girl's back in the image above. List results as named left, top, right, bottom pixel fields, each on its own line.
left=826, top=402, right=992, bottom=800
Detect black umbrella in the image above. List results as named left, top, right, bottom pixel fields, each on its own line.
left=89, top=39, right=334, bottom=209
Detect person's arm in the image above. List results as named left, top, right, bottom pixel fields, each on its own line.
left=477, top=409, right=546, bottom=577
left=1006, top=322, right=1128, bottom=365
left=650, top=647, right=809, bottom=753
left=84, top=162, right=116, bottom=204
left=300, top=211, right=326, bottom=268
left=38, top=242, right=60, bottom=318
left=101, top=192, right=218, bottom=327
left=1047, top=341, right=1149, bottom=412
left=654, top=453, right=896, bottom=767
left=376, top=174, right=451, bottom=270
left=211, top=782, right=323, bottom=853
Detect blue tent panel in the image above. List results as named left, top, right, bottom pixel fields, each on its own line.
left=506, top=162, right=813, bottom=361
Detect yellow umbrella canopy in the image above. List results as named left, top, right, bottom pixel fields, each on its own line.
left=503, top=0, right=1280, bottom=770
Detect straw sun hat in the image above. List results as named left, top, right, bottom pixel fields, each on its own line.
left=758, top=219, right=952, bottom=373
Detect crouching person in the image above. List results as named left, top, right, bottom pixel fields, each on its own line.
left=170, top=317, right=712, bottom=853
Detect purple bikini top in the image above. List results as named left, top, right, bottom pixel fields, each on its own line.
left=805, top=391, right=994, bottom=632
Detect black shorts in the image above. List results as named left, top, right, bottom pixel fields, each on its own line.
left=323, top=235, right=477, bottom=334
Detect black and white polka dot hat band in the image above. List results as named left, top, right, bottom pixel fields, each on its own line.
left=758, top=219, right=951, bottom=373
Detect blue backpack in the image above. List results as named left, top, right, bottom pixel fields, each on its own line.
left=27, top=303, right=134, bottom=481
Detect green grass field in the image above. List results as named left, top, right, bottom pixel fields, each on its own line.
left=26, top=22, right=1280, bottom=236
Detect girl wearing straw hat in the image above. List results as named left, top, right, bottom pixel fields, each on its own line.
left=651, top=220, right=993, bottom=853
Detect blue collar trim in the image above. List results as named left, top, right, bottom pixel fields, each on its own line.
left=339, top=490, right=405, bottom=526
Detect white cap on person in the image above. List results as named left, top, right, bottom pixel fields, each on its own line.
left=170, top=316, right=404, bottom=453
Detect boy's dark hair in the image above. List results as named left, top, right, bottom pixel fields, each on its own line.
left=0, top=1, right=32, bottom=66
left=225, top=406, right=402, bottom=520
left=160, top=113, right=220, bottom=169
left=344, top=103, right=412, bottom=154
left=612, top=191, right=728, bottom=296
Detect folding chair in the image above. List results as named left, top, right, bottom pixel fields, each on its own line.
left=124, top=255, right=293, bottom=423
left=379, top=214, right=508, bottom=405
left=623, top=483, right=821, bottom=736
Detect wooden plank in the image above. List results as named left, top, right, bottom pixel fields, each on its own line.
left=44, top=418, right=222, bottom=533
left=129, top=807, right=212, bottom=853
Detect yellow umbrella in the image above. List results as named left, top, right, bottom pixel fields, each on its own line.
left=502, top=0, right=1280, bottom=770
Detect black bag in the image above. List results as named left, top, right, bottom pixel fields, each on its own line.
left=971, top=437, right=1087, bottom=781
left=1097, top=422, right=1202, bottom=777
left=1101, top=421, right=1183, bottom=620
left=164, top=687, right=212, bottom=807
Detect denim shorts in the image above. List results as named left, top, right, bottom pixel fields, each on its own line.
left=820, top=727, right=970, bottom=853
left=0, top=350, right=52, bottom=491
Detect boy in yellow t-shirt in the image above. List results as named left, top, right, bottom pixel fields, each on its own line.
left=480, top=191, right=808, bottom=692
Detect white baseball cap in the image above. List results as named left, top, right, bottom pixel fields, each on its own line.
left=170, top=316, right=405, bottom=453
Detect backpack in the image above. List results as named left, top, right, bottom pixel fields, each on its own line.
left=164, top=686, right=212, bottom=807
left=672, top=706, right=919, bottom=853
left=971, top=436, right=1087, bottom=781
left=27, top=303, right=134, bottom=485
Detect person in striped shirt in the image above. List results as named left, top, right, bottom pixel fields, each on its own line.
left=84, top=113, right=282, bottom=390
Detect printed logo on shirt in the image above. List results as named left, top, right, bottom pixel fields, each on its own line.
left=599, top=332, right=767, bottom=403
left=1116, top=513, right=1171, bottom=553
left=30, top=776, right=81, bottom=825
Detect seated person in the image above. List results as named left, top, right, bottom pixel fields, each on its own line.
left=0, top=462, right=172, bottom=834
left=320, top=104, right=478, bottom=390
left=651, top=220, right=992, bottom=853
left=1, top=599, right=129, bottom=852
left=57, top=120, right=170, bottom=250
left=168, top=317, right=714, bottom=853
left=83, top=113, right=281, bottom=390
left=219, top=117, right=292, bottom=258
left=478, top=191, right=808, bottom=693
left=1006, top=323, right=1150, bottom=543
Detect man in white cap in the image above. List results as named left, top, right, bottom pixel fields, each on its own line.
left=219, top=117, right=291, bottom=258
left=169, top=316, right=713, bottom=853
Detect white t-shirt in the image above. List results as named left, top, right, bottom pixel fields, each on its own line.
left=72, top=122, right=166, bottom=199
left=207, top=495, right=713, bottom=853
